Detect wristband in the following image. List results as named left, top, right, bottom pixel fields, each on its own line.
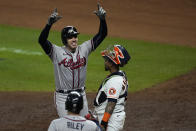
left=101, top=112, right=111, bottom=129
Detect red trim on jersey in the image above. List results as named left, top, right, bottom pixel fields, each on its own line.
left=77, top=53, right=80, bottom=88
left=72, top=69, right=74, bottom=89
left=78, top=68, right=80, bottom=88
left=64, top=116, right=86, bottom=122
left=67, top=52, right=74, bottom=89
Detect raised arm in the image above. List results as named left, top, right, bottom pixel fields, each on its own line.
left=38, top=24, right=52, bottom=54
left=92, top=3, right=108, bottom=50
left=38, top=8, right=62, bottom=55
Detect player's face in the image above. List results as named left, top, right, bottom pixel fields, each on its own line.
left=66, top=35, right=78, bottom=52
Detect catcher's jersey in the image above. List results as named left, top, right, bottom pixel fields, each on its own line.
left=48, top=115, right=101, bottom=131
left=49, top=40, right=94, bottom=91
left=94, top=71, right=128, bottom=114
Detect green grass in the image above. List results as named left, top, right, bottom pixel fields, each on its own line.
left=0, top=24, right=196, bottom=92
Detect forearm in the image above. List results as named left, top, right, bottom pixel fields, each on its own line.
left=101, top=101, right=116, bottom=129
left=38, top=24, right=53, bottom=54
left=92, top=19, right=107, bottom=49
left=105, top=101, right=115, bottom=114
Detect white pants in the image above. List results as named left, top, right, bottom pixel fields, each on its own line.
left=96, top=111, right=126, bottom=131
left=54, top=91, right=88, bottom=117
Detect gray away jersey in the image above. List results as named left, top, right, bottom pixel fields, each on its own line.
left=48, top=115, right=100, bottom=131
left=49, top=40, right=94, bottom=91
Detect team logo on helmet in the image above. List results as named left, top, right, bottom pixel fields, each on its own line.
left=67, top=26, right=78, bottom=35
left=101, top=45, right=130, bottom=67
left=113, top=46, right=124, bottom=64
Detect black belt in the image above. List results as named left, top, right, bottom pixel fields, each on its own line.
left=56, top=88, right=85, bottom=94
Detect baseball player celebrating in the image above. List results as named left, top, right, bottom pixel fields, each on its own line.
left=92, top=45, right=130, bottom=131
left=38, top=4, right=107, bottom=117
left=48, top=91, right=101, bottom=131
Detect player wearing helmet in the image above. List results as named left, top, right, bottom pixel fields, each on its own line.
left=48, top=91, right=101, bottom=131
left=90, top=45, right=130, bottom=131
left=38, top=4, right=107, bottom=118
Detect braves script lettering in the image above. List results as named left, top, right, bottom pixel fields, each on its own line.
left=58, top=57, right=86, bottom=70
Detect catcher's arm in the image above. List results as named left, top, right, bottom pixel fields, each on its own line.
left=100, top=101, right=116, bottom=131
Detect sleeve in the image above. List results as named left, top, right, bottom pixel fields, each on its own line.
left=48, top=120, right=57, bottom=131
left=105, top=77, right=123, bottom=103
left=80, top=39, right=94, bottom=56
left=38, top=24, right=53, bottom=56
left=92, top=19, right=107, bottom=50
left=49, top=44, right=58, bottom=62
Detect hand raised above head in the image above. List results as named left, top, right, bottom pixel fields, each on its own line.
left=48, top=8, right=62, bottom=25
left=94, top=3, right=106, bottom=20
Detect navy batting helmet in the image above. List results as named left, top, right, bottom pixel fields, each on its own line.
left=65, top=91, right=83, bottom=114
left=101, top=45, right=131, bottom=67
left=61, top=26, right=79, bottom=45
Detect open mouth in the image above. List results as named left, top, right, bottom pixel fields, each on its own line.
left=71, top=42, right=77, bottom=46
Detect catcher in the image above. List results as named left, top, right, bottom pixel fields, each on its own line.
left=87, top=45, right=130, bottom=131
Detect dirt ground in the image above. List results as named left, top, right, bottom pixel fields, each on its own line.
left=0, top=0, right=196, bottom=131
left=0, top=70, right=196, bottom=131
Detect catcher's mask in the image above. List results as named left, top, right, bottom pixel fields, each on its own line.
left=101, top=45, right=131, bottom=67
left=61, top=26, right=79, bottom=45
left=65, top=91, right=83, bottom=114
